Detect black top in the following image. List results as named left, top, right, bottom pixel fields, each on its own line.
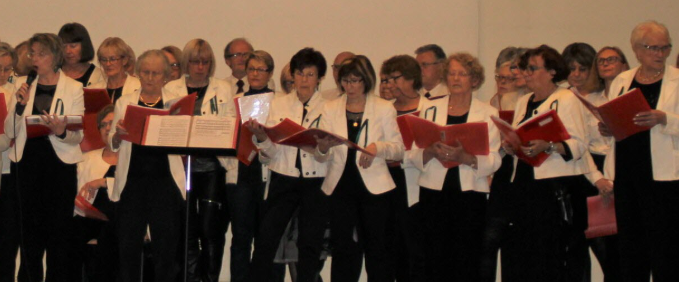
left=187, top=85, right=219, bottom=172
left=128, top=99, right=172, bottom=178
left=32, top=84, right=57, bottom=114
left=615, top=79, right=662, bottom=180
left=104, top=165, right=116, bottom=178
left=74, top=64, right=96, bottom=87
left=337, top=111, right=365, bottom=189
left=107, top=87, right=123, bottom=104
left=245, top=87, right=272, bottom=96
left=294, top=101, right=310, bottom=171
left=440, top=113, right=468, bottom=191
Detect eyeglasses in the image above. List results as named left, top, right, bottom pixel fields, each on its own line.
left=247, top=67, right=269, bottom=74
left=139, top=70, right=164, bottom=79
left=0, top=66, right=13, bottom=74
left=597, top=56, right=621, bottom=66
left=341, top=78, right=363, bottom=85
left=386, top=74, right=403, bottom=84
left=99, top=56, right=124, bottom=64
left=27, top=52, right=49, bottom=59
left=294, top=70, right=317, bottom=79
left=641, top=44, right=672, bottom=54
left=522, top=65, right=545, bottom=75
left=447, top=71, right=470, bottom=79
left=494, top=74, right=516, bottom=83
left=226, top=52, right=248, bottom=58
left=380, top=78, right=389, bottom=84
left=170, top=63, right=181, bottom=69
left=509, top=65, right=519, bottom=71
left=419, top=61, right=442, bottom=68
left=189, top=60, right=211, bottom=66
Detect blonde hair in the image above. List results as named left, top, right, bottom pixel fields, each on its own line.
left=181, top=39, right=216, bottom=77
left=97, top=37, right=136, bottom=71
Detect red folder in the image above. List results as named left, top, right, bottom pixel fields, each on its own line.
left=491, top=110, right=570, bottom=167
left=499, top=110, right=514, bottom=124
left=0, top=94, right=7, bottom=134
left=81, top=89, right=113, bottom=152
left=25, top=115, right=84, bottom=139
left=74, top=195, right=109, bottom=221
left=574, top=88, right=651, bottom=141
left=399, top=115, right=489, bottom=168
left=261, top=118, right=375, bottom=156
left=121, top=93, right=196, bottom=144
left=233, top=93, right=273, bottom=165
left=585, top=195, right=617, bottom=239
left=396, top=111, right=420, bottom=150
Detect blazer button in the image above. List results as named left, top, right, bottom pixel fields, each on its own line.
left=305, top=172, right=309, bottom=175
left=305, top=118, right=309, bottom=122
left=280, top=118, right=283, bottom=121
left=312, top=171, right=316, bottom=175
left=203, top=111, right=206, bottom=114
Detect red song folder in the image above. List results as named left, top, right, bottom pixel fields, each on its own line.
left=121, top=93, right=196, bottom=144
left=585, top=195, right=617, bottom=239
left=25, top=115, right=84, bottom=139
left=491, top=110, right=570, bottom=167
left=499, top=110, right=514, bottom=124
left=0, top=94, right=7, bottom=134
left=261, top=118, right=376, bottom=156
left=233, top=93, right=274, bottom=165
left=396, top=111, right=420, bottom=150
left=74, top=195, right=109, bottom=221
left=573, top=88, right=651, bottom=141
left=399, top=115, right=489, bottom=168
left=81, top=89, right=113, bottom=152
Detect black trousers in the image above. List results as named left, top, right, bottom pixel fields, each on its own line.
left=226, top=175, right=265, bottom=282
left=614, top=176, right=679, bottom=282
left=73, top=189, right=118, bottom=282
left=14, top=138, right=79, bottom=282
left=184, top=168, right=229, bottom=282
left=0, top=174, right=19, bottom=282
left=419, top=186, right=487, bottom=281
left=329, top=179, right=394, bottom=282
left=249, top=171, right=326, bottom=282
left=116, top=174, right=184, bottom=282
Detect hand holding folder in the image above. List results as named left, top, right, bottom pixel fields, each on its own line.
left=573, top=88, right=652, bottom=141
left=25, top=115, right=83, bottom=139
left=491, top=110, right=570, bottom=167
left=398, top=114, right=489, bottom=168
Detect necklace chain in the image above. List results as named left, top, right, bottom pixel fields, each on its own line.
left=140, top=94, right=161, bottom=107
left=639, top=67, right=663, bottom=82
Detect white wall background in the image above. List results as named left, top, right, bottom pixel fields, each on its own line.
left=4, top=0, right=679, bottom=281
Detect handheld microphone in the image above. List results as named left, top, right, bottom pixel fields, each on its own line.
left=17, top=70, right=37, bottom=104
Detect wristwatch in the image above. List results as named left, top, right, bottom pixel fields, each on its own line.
left=545, top=141, right=555, bottom=154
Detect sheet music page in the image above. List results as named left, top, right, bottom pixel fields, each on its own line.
left=188, top=116, right=238, bottom=149
left=144, top=115, right=191, bottom=147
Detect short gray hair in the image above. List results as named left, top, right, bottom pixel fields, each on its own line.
left=630, top=20, right=672, bottom=47
left=135, top=49, right=171, bottom=79
left=415, top=44, right=446, bottom=61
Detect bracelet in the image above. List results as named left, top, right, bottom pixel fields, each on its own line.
left=545, top=141, right=555, bottom=154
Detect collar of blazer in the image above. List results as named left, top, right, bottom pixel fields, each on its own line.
left=612, top=65, right=679, bottom=110
left=514, top=87, right=568, bottom=127
left=422, top=94, right=484, bottom=125
left=333, top=93, right=377, bottom=141
left=122, top=75, right=140, bottom=93
left=26, top=69, right=70, bottom=115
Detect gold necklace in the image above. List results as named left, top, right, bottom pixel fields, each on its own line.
left=140, top=94, right=161, bottom=107
left=639, top=67, right=663, bottom=82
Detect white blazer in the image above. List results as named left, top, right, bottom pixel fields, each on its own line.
left=397, top=96, right=425, bottom=206
left=88, top=75, right=141, bottom=99
left=256, top=91, right=327, bottom=178
left=84, top=66, right=106, bottom=88
left=163, top=77, right=233, bottom=116
left=402, top=96, right=501, bottom=193
left=604, top=65, right=679, bottom=181
left=4, top=70, right=84, bottom=164
left=108, top=88, right=186, bottom=202
left=314, top=94, right=405, bottom=195
left=0, top=84, right=16, bottom=186
left=418, top=82, right=449, bottom=98
left=74, top=148, right=116, bottom=216
left=511, top=87, right=589, bottom=180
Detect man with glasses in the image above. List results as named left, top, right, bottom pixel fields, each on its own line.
left=415, top=44, right=448, bottom=99
left=320, top=51, right=354, bottom=100
left=223, top=38, right=274, bottom=94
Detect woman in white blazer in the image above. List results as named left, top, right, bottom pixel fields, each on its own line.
left=89, top=37, right=140, bottom=104
left=0, top=42, right=20, bottom=282
left=163, top=38, right=233, bottom=282
left=314, top=55, right=404, bottom=281
left=402, top=53, right=500, bottom=281
left=500, top=45, right=590, bottom=282
left=72, top=105, right=118, bottom=282
left=379, top=54, right=427, bottom=281
left=109, top=50, right=186, bottom=282
left=246, top=48, right=329, bottom=282
left=58, top=23, right=105, bottom=88
left=601, top=21, right=679, bottom=281
left=4, top=33, right=85, bottom=282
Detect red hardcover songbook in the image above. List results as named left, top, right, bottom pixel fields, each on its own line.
left=491, top=110, right=570, bottom=167
left=84, top=88, right=112, bottom=113
left=261, top=118, right=375, bottom=156
left=0, top=94, right=7, bottom=134
left=499, top=110, right=514, bottom=124
left=233, top=93, right=274, bottom=165
left=399, top=115, right=489, bottom=168
left=25, top=115, right=84, bottom=139
left=81, top=88, right=113, bottom=152
left=585, top=195, right=617, bottom=239
left=74, top=195, right=109, bottom=221
left=573, top=88, right=651, bottom=141
left=396, top=111, right=420, bottom=150
left=121, top=94, right=196, bottom=144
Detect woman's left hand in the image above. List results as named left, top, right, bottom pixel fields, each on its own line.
left=520, top=140, right=549, bottom=157
left=41, top=110, right=67, bottom=136
left=634, top=110, right=666, bottom=127
left=244, top=118, right=268, bottom=142
left=358, top=143, right=377, bottom=169
left=438, top=140, right=470, bottom=163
